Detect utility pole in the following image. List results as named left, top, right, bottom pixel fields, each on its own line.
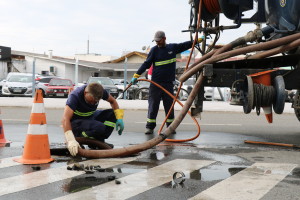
left=32, top=58, right=36, bottom=98
left=123, top=57, right=128, bottom=99
left=75, top=57, right=79, bottom=88
left=87, top=35, right=89, bottom=54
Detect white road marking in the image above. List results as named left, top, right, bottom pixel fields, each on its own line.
left=0, top=156, right=22, bottom=168
left=0, top=157, right=136, bottom=196
left=55, top=159, right=215, bottom=200
left=2, top=119, right=28, bottom=122
left=189, top=162, right=297, bottom=200
left=0, top=155, right=65, bottom=169
left=135, top=122, right=241, bottom=126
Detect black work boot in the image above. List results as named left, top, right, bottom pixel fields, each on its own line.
left=145, top=128, right=154, bottom=135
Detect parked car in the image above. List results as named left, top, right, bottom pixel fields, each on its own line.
left=1, top=73, right=35, bottom=97
left=178, top=78, right=231, bottom=101
left=0, top=78, right=5, bottom=96
left=45, top=78, right=74, bottom=98
left=134, top=79, right=190, bottom=101
left=181, top=78, right=195, bottom=94
left=204, top=87, right=231, bottom=101
left=35, top=76, right=58, bottom=97
left=112, top=78, right=139, bottom=99
left=87, top=77, right=119, bottom=98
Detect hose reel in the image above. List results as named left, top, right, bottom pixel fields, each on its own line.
left=242, top=74, right=286, bottom=116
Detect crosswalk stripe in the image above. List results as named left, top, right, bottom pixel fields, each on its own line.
left=0, top=155, right=62, bottom=169
left=189, top=162, right=297, bottom=200
left=0, top=157, right=136, bottom=196
left=54, top=159, right=215, bottom=200
left=0, top=156, right=22, bottom=169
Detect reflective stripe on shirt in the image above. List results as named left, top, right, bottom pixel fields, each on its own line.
left=155, top=58, right=176, bottom=66
left=74, top=110, right=95, bottom=117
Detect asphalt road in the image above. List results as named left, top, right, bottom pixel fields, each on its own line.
left=1, top=107, right=300, bottom=199
left=2, top=107, right=300, bottom=143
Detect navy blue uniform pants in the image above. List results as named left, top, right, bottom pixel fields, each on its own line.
left=71, top=109, right=116, bottom=142
left=146, top=82, right=174, bottom=130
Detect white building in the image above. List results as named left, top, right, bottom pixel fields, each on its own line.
left=3, top=50, right=148, bottom=83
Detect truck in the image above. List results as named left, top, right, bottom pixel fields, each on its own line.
left=181, top=0, right=300, bottom=123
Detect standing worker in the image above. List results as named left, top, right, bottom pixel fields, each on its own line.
left=62, top=82, right=124, bottom=156
left=131, top=30, right=202, bottom=134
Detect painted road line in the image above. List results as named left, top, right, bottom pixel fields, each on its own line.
left=0, top=157, right=136, bottom=196
left=2, top=119, right=28, bottom=122
left=135, top=122, right=241, bottom=126
left=0, top=156, right=22, bottom=168
left=55, top=159, right=215, bottom=200
left=189, top=162, right=297, bottom=200
left=200, top=124, right=241, bottom=126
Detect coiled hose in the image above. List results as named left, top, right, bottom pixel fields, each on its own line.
left=253, top=84, right=275, bottom=115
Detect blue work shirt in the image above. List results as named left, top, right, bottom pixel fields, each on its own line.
left=136, top=41, right=192, bottom=83
left=66, top=85, right=109, bottom=121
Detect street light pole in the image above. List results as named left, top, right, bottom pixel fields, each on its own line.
left=123, top=57, right=128, bottom=99
left=75, top=57, right=79, bottom=88
left=32, top=58, right=36, bottom=98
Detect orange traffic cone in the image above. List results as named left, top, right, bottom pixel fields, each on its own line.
left=14, top=89, right=54, bottom=164
left=250, top=70, right=276, bottom=123
left=0, top=108, right=11, bottom=146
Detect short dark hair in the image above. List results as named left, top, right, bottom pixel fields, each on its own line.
left=86, top=82, right=103, bottom=101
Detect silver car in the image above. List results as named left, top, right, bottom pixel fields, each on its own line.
left=87, top=77, right=119, bottom=98
left=1, top=73, right=35, bottom=97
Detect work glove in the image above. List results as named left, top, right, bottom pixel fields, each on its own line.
left=131, top=73, right=140, bottom=85
left=114, top=109, right=124, bottom=135
left=197, top=35, right=205, bottom=43
left=65, top=130, right=81, bottom=156
left=116, top=119, right=124, bottom=135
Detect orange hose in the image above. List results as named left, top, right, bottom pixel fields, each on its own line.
left=244, top=140, right=300, bottom=149
left=156, top=0, right=204, bottom=143
left=203, top=0, right=221, bottom=15
left=137, top=79, right=201, bottom=143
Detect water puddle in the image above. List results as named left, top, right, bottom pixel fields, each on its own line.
left=198, top=164, right=246, bottom=181
left=200, top=150, right=246, bottom=163
left=161, top=163, right=247, bottom=189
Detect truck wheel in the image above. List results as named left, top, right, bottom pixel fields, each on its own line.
left=294, top=90, right=300, bottom=121
left=273, top=75, right=285, bottom=114
left=243, top=76, right=254, bottom=114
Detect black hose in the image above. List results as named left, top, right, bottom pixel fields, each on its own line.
left=253, top=83, right=275, bottom=115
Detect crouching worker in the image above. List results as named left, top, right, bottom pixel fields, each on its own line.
left=62, top=82, right=124, bottom=156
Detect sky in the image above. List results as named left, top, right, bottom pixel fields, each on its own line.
left=0, top=0, right=258, bottom=57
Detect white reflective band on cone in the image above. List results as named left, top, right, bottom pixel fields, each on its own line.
left=31, top=103, right=45, bottom=113
left=27, top=124, right=48, bottom=135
